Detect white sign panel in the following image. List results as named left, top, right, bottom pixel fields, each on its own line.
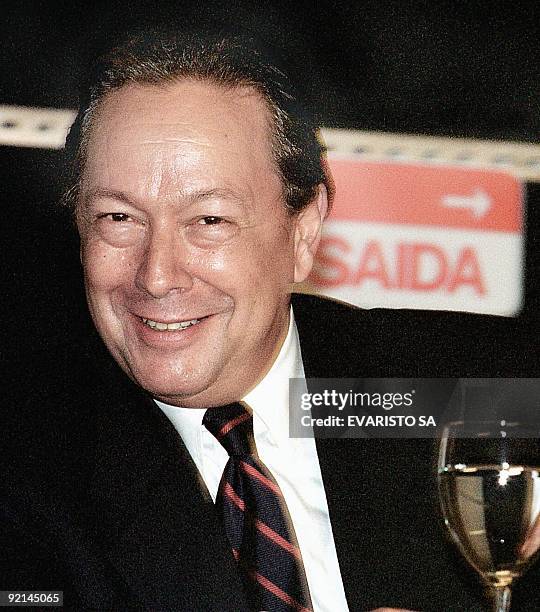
left=307, top=159, right=524, bottom=316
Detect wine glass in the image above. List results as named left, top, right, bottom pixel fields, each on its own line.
left=438, top=421, right=540, bottom=612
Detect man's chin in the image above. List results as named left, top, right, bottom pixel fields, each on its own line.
left=150, top=379, right=245, bottom=409
left=131, top=376, right=210, bottom=407
left=113, top=359, right=208, bottom=405
left=152, top=388, right=203, bottom=407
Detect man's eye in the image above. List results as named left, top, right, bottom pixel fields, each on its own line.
left=93, top=212, right=144, bottom=247
left=187, top=215, right=239, bottom=245
left=198, top=216, right=224, bottom=225
left=107, top=213, right=130, bottom=222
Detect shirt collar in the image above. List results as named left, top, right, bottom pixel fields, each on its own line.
left=244, top=306, right=304, bottom=446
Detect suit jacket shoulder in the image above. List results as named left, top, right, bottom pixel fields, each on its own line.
left=291, top=292, right=536, bottom=377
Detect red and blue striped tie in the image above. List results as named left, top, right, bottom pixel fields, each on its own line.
left=203, top=403, right=312, bottom=612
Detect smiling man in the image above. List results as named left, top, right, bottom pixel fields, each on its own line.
left=2, top=28, right=539, bottom=612
left=68, top=37, right=341, bottom=611
left=75, top=76, right=325, bottom=410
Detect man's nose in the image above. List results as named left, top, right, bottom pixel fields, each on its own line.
left=135, top=228, right=194, bottom=298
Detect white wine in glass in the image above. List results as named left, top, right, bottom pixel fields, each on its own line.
left=438, top=421, right=540, bottom=612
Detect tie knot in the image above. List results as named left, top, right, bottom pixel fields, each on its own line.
left=203, top=403, right=256, bottom=457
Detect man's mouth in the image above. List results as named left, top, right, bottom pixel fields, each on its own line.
left=141, top=317, right=201, bottom=331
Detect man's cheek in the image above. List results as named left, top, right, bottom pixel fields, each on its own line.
left=84, top=245, right=129, bottom=285
left=198, top=247, right=256, bottom=286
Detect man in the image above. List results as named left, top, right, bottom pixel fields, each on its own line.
left=1, top=29, right=538, bottom=611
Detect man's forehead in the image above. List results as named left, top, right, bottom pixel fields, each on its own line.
left=91, top=79, right=273, bottom=141
left=80, top=79, right=283, bottom=206
left=83, top=80, right=278, bottom=177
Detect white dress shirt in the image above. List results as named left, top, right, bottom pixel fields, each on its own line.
left=155, top=308, right=349, bottom=612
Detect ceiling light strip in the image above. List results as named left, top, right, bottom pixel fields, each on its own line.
left=1, top=105, right=539, bottom=182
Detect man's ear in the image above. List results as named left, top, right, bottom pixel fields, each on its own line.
left=293, top=184, right=328, bottom=284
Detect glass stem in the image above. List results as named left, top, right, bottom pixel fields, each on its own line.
left=493, top=586, right=511, bottom=612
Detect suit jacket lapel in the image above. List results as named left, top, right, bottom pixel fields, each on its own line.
left=86, top=372, right=249, bottom=611
left=313, top=438, right=366, bottom=607
left=292, top=294, right=371, bottom=607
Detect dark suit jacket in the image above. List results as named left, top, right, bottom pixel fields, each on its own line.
left=2, top=294, right=539, bottom=611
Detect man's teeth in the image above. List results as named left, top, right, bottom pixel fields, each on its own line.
left=142, top=318, right=200, bottom=331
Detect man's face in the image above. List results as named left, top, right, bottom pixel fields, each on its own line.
left=77, top=80, right=324, bottom=407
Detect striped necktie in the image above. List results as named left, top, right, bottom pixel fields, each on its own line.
left=203, top=402, right=312, bottom=612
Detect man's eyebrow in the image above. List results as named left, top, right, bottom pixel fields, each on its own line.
left=190, top=188, right=247, bottom=204
left=82, top=188, right=136, bottom=207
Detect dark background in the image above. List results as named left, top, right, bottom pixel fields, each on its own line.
left=1, top=1, right=538, bottom=372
